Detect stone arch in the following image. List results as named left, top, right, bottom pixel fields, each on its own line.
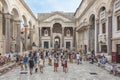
left=88, top=11, right=96, bottom=23
left=0, top=0, right=9, bottom=13
left=53, top=23, right=62, bottom=33
left=96, top=2, right=107, bottom=17
left=22, top=15, right=27, bottom=25
left=89, top=14, right=95, bottom=25
left=11, top=8, right=20, bottom=20
left=11, top=8, right=20, bottom=38
left=11, top=4, right=22, bottom=20
left=88, top=14, right=95, bottom=52
left=29, top=21, right=32, bottom=28
left=54, top=36, right=60, bottom=49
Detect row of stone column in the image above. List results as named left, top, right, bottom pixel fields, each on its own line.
left=39, top=27, right=76, bottom=49
left=0, top=12, right=21, bottom=53
left=86, top=15, right=112, bottom=54
left=24, top=25, right=34, bottom=51
left=0, top=12, right=34, bottom=53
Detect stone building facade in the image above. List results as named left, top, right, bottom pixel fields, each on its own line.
left=37, top=12, right=76, bottom=50
left=75, top=0, right=120, bottom=63
left=1, top=0, right=120, bottom=63
left=0, top=0, right=37, bottom=54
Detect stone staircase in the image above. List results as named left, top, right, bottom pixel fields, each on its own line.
left=0, top=62, right=16, bottom=76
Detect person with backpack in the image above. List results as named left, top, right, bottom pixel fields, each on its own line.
left=23, top=54, right=28, bottom=70
left=19, top=56, right=24, bottom=71
left=33, top=52, right=38, bottom=73
left=29, top=57, right=34, bottom=75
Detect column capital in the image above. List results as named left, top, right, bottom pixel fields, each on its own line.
left=24, top=25, right=28, bottom=28
left=14, top=20, right=21, bottom=25
left=106, top=9, right=113, bottom=16
left=4, top=13, right=11, bottom=19
left=73, top=27, right=76, bottom=30
left=96, top=18, right=100, bottom=24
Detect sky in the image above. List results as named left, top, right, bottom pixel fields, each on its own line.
left=24, top=0, right=82, bottom=16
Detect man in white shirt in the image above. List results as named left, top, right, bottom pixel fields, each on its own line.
left=76, top=53, right=80, bottom=64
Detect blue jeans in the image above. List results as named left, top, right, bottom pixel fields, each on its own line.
left=80, top=58, right=82, bottom=62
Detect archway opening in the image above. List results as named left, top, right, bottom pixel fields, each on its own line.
left=89, top=14, right=95, bottom=52
left=54, top=36, right=60, bottom=49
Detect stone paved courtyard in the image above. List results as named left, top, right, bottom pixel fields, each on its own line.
left=0, top=60, right=120, bottom=80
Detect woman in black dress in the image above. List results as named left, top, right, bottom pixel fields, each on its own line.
left=29, top=57, right=34, bottom=75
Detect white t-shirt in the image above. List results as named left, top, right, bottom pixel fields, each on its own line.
left=61, top=53, right=63, bottom=56
left=76, top=54, right=80, bottom=60
left=101, top=53, right=104, bottom=57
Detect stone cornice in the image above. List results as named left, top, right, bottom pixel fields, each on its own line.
left=19, top=0, right=36, bottom=20
left=38, top=12, right=75, bottom=22
left=75, top=0, right=96, bottom=20
left=74, top=0, right=83, bottom=16
left=112, top=37, right=120, bottom=40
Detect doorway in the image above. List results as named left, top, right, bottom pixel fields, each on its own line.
left=66, top=42, right=71, bottom=49
left=54, top=36, right=60, bottom=49
left=117, top=44, right=120, bottom=63
left=44, top=41, right=49, bottom=49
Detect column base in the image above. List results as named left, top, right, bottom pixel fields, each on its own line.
left=0, top=39, right=5, bottom=54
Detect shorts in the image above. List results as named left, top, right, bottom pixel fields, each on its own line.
left=63, top=64, right=67, bottom=68
left=40, top=65, right=43, bottom=68
left=54, top=63, right=58, bottom=67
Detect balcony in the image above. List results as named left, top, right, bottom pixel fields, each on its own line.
left=100, top=11, right=106, bottom=20
left=114, top=0, right=120, bottom=12
left=98, top=34, right=107, bottom=43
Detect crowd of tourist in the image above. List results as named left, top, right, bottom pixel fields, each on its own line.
left=0, top=53, right=16, bottom=66
left=12, top=49, right=85, bottom=75
left=1, top=49, right=118, bottom=76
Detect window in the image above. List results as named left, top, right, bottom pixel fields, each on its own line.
left=102, top=23, right=106, bottom=33
left=44, top=41, right=49, bottom=48
left=44, top=29, right=48, bottom=36
left=117, top=16, right=120, bottom=30
left=101, top=45, right=107, bottom=53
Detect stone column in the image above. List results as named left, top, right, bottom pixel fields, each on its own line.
left=73, top=27, right=76, bottom=48
left=10, top=19, right=15, bottom=53
left=24, top=25, right=28, bottom=51
left=4, top=13, right=11, bottom=53
left=30, top=28, right=33, bottom=49
left=50, top=27, right=53, bottom=48
left=87, top=25, right=91, bottom=52
left=0, top=12, right=3, bottom=53
left=62, top=27, right=64, bottom=48
left=0, top=12, right=3, bottom=40
left=95, top=18, right=100, bottom=54
left=39, top=27, right=41, bottom=48
left=107, top=15, right=112, bottom=54
left=16, top=20, right=21, bottom=52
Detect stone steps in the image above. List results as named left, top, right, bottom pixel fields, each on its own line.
left=0, top=63, right=16, bottom=76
